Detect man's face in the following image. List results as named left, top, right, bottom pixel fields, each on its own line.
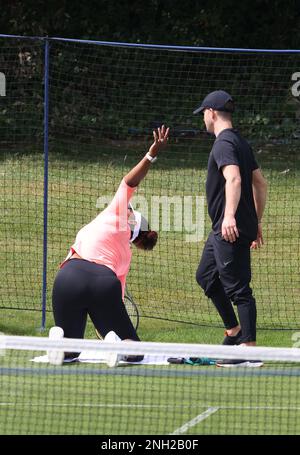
left=203, top=108, right=214, bottom=133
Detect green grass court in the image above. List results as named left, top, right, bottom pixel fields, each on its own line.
left=1, top=349, right=300, bottom=435
left=1, top=310, right=299, bottom=435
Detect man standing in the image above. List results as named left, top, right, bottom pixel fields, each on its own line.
left=194, top=90, right=267, bottom=364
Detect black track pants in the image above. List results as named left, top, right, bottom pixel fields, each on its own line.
left=196, top=232, right=257, bottom=342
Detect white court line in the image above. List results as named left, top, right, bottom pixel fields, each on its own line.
left=171, top=407, right=219, bottom=435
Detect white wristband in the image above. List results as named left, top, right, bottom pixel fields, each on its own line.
left=146, top=152, right=157, bottom=163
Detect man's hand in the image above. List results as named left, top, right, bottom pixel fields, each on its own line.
left=251, top=223, right=264, bottom=249
left=148, top=125, right=169, bottom=157
left=221, top=214, right=239, bottom=243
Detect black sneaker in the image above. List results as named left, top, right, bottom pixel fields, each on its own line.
left=64, top=352, right=80, bottom=363
left=123, top=355, right=144, bottom=363
left=167, top=357, right=185, bottom=364
left=216, top=359, right=264, bottom=368
left=222, top=330, right=243, bottom=345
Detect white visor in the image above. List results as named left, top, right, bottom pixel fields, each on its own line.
left=128, top=204, right=142, bottom=242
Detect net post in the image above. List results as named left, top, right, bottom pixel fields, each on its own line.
left=40, top=37, right=50, bottom=331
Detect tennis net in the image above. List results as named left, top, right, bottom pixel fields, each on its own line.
left=1, top=36, right=300, bottom=330
left=0, top=334, right=300, bottom=435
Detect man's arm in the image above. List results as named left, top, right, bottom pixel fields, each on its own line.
left=221, top=164, right=242, bottom=242
left=251, top=168, right=267, bottom=249
left=252, top=168, right=267, bottom=223
left=124, top=125, right=169, bottom=188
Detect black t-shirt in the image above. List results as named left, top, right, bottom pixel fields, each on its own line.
left=206, top=128, right=259, bottom=241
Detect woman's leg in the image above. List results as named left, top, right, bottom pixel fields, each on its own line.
left=88, top=269, right=143, bottom=361
left=52, top=261, right=88, bottom=339
left=88, top=271, right=140, bottom=341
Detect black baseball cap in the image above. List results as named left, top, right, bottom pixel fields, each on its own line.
left=193, top=90, right=234, bottom=115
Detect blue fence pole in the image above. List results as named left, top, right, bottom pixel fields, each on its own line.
left=41, top=37, right=50, bottom=331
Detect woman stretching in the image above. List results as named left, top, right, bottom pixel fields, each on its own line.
left=51, top=126, right=169, bottom=363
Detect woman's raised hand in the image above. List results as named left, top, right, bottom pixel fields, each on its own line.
left=148, top=125, right=169, bottom=157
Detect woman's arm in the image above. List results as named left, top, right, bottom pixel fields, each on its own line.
left=124, top=125, right=169, bottom=188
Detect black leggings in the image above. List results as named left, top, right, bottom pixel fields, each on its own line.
left=52, top=259, right=140, bottom=341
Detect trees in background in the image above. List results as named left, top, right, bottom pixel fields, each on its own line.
left=1, top=0, right=300, bottom=48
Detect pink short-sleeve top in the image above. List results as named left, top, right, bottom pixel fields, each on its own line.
left=61, top=178, right=137, bottom=300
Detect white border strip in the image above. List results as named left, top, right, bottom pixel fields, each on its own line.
left=2, top=335, right=300, bottom=362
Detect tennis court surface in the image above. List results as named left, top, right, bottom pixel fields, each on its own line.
left=0, top=335, right=299, bottom=435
